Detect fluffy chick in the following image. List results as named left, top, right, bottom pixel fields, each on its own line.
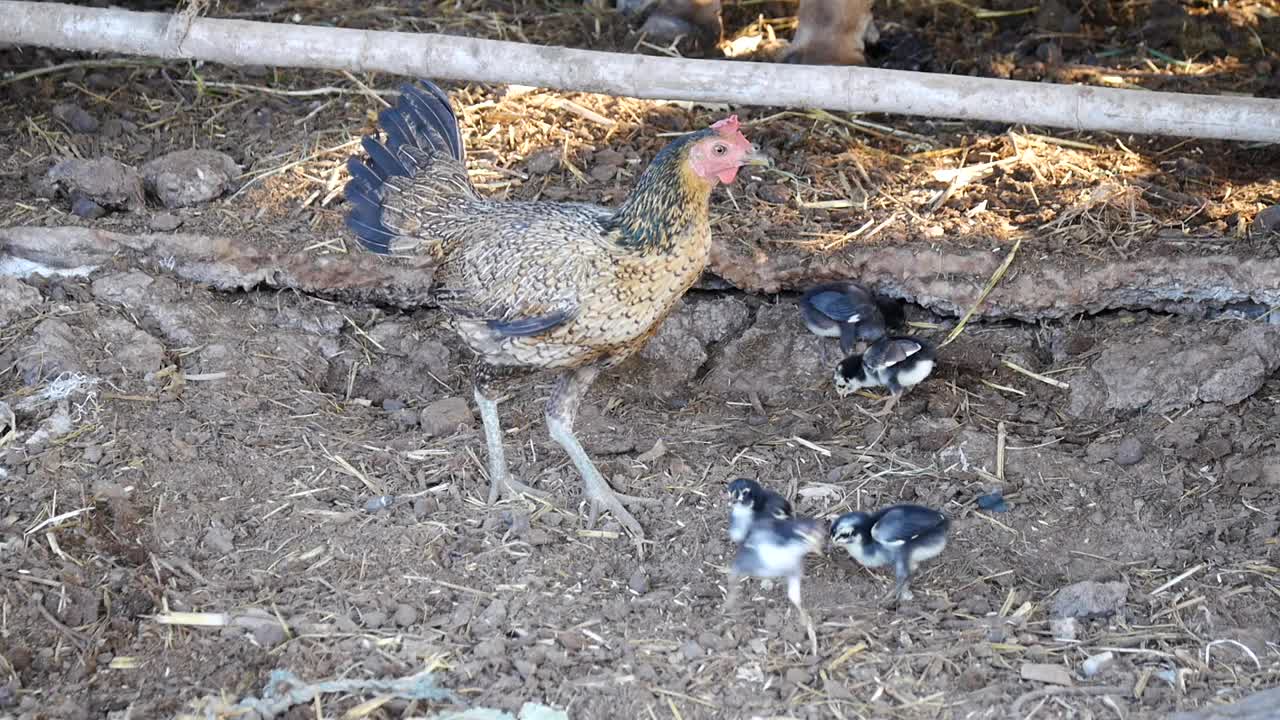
left=830, top=504, right=949, bottom=603
left=727, top=478, right=793, bottom=545
left=833, top=335, right=936, bottom=415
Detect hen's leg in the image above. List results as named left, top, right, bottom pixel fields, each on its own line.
left=473, top=364, right=544, bottom=504
left=546, top=366, right=659, bottom=540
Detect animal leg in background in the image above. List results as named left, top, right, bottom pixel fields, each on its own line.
left=627, top=0, right=723, bottom=51
left=473, top=363, right=545, bottom=504
left=783, top=0, right=877, bottom=66
left=545, top=365, right=660, bottom=540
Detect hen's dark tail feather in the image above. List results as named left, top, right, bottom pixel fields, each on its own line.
left=344, top=80, right=465, bottom=254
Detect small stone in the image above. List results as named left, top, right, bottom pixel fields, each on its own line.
left=361, top=609, right=388, bottom=628
left=525, top=529, right=552, bottom=546
left=250, top=621, right=287, bottom=648
left=382, top=398, right=406, bottom=412
left=1081, top=651, right=1114, bottom=678
left=1020, top=662, right=1073, bottom=687
left=1084, top=440, right=1115, bottom=463
left=784, top=667, right=811, bottom=685
left=603, top=598, right=630, bottom=622
left=1114, top=437, right=1144, bottom=466
left=1051, top=617, right=1075, bottom=641
left=37, top=157, right=145, bottom=212
left=757, top=184, right=791, bottom=205
left=475, top=636, right=506, bottom=659
left=0, top=278, right=41, bottom=330
left=628, top=568, right=650, bottom=595
left=525, top=148, right=559, bottom=174
left=392, top=603, right=418, bottom=627
left=141, top=149, right=241, bottom=208
left=419, top=397, right=475, bottom=437
left=70, top=195, right=106, bottom=219
left=83, top=445, right=103, bottom=464
left=390, top=408, right=419, bottom=428
left=1051, top=580, right=1129, bottom=620
left=1254, top=205, right=1280, bottom=235
left=52, top=103, right=99, bottom=134
left=678, top=640, right=703, bottom=660
left=557, top=632, right=586, bottom=651
left=148, top=212, right=183, bottom=232
left=364, top=495, right=395, bottom=512
left=202, top=526, right=234, bottom=555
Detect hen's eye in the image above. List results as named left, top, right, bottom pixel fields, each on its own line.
left=713, top=144, right=727, bottom=155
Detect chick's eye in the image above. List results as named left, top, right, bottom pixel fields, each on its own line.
left=713, top=144, right=727, bottom=156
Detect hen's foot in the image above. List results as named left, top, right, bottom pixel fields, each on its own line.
left=582, top=470, right=659, bottom=541
left=488, top=472, right=549, bottom=505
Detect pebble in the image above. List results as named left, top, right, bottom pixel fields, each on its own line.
left=250, top=621, right=287, bottom=648
left=784, top=667, right=810, bottom=685
left=83, top=445, right=103, bottom=464
left=70, top=195, right=106, bottom=219
left=525, top=149, right=559, bottom=174
left=1052, top=580, right=1129, bottom=620
left=419, top=396, right=475, bottom=437
left=361, top=609, right=388, bottom=628
left=1252, top=204, right=1280, bottom=235
left=148, top=212, right=183, bottom=232
left=52, top=103, right=99, bottom=134
left=628, top=568, right=650, bottom=594
left=364, top=495, right=395, bottom=513
left=392, top=603, right=418, bottom=627
left=1081, top=651, right=1114, bottom=678
left=757, top=184, right=791, bottom=205
left=382, top=398, right=406, bottom=412
left=202, top=526, right=234, bottom=554
left=1115, top=437, right=1144, bottom=465
left=678, top=640, right=703, bottom=660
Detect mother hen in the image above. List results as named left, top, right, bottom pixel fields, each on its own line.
left=344, top=80, right=768, bottom=541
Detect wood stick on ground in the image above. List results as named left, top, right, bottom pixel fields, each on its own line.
left=2, top=1, right=1279, bottom=142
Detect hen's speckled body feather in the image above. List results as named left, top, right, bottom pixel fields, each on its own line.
left=346, top=81, right=718, bottom=372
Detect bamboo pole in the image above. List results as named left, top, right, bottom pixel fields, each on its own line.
left=1, top=1, right=1278, bottom=142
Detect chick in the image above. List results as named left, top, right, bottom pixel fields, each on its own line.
left=833, top=335, right=936, bottom=415
left=726, top=516, right=825, bottom=626
left=727, top=478, right=793, bottom=545
left=799, top=281, right=904, bottom=354
left=830, top=504, right=949, bottom=603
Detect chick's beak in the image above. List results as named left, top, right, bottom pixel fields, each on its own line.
left=742, top=147, right=772, bottom=167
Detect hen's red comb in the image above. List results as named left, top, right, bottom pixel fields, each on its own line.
left=710, top=115, right=741, bottom=136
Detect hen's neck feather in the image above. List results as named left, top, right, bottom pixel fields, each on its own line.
left=609, top=133, right=714, bottom=253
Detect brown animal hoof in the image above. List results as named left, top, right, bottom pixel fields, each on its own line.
left=639, top=13, right=722, bottom=50
left=782, top=0, right=876, bottom=66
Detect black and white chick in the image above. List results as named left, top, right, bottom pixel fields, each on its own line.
left=833, top=335, right=937, bottom=415
left=799, top=281, right=905, bottom=354
left=727, top=516, right=825, bottom=625
left=830, top=504, right=949, bottom=603
left=727, top=478, right=793, bottom=545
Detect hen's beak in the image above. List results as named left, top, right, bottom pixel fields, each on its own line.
left=742, top=148, right=772, bottom=167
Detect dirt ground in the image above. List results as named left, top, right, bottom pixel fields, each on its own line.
left=2, top=1, right=1280, bottom=719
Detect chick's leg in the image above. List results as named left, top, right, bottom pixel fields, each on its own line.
left=788, top=574, right=819, bottom=654
left=474, top=365, right=544, bottom=504
left=546, top=365, right=659, bottom=539
left=892, top=556, right=914, bottom=602
left=871, top=392, right=901, bottom=417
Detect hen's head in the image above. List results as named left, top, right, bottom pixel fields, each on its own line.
left=684, top=116, right=770, bottom=185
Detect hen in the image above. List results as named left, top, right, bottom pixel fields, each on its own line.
left=344, top=80, right=768, bottom=540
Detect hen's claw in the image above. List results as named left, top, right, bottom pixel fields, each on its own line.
left=583, top=470, right=655, bottom=540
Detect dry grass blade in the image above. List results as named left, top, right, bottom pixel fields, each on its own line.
left=1002, top=360, right=1070, bottom=389
left=939, top=236, right=1023, bottom=348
